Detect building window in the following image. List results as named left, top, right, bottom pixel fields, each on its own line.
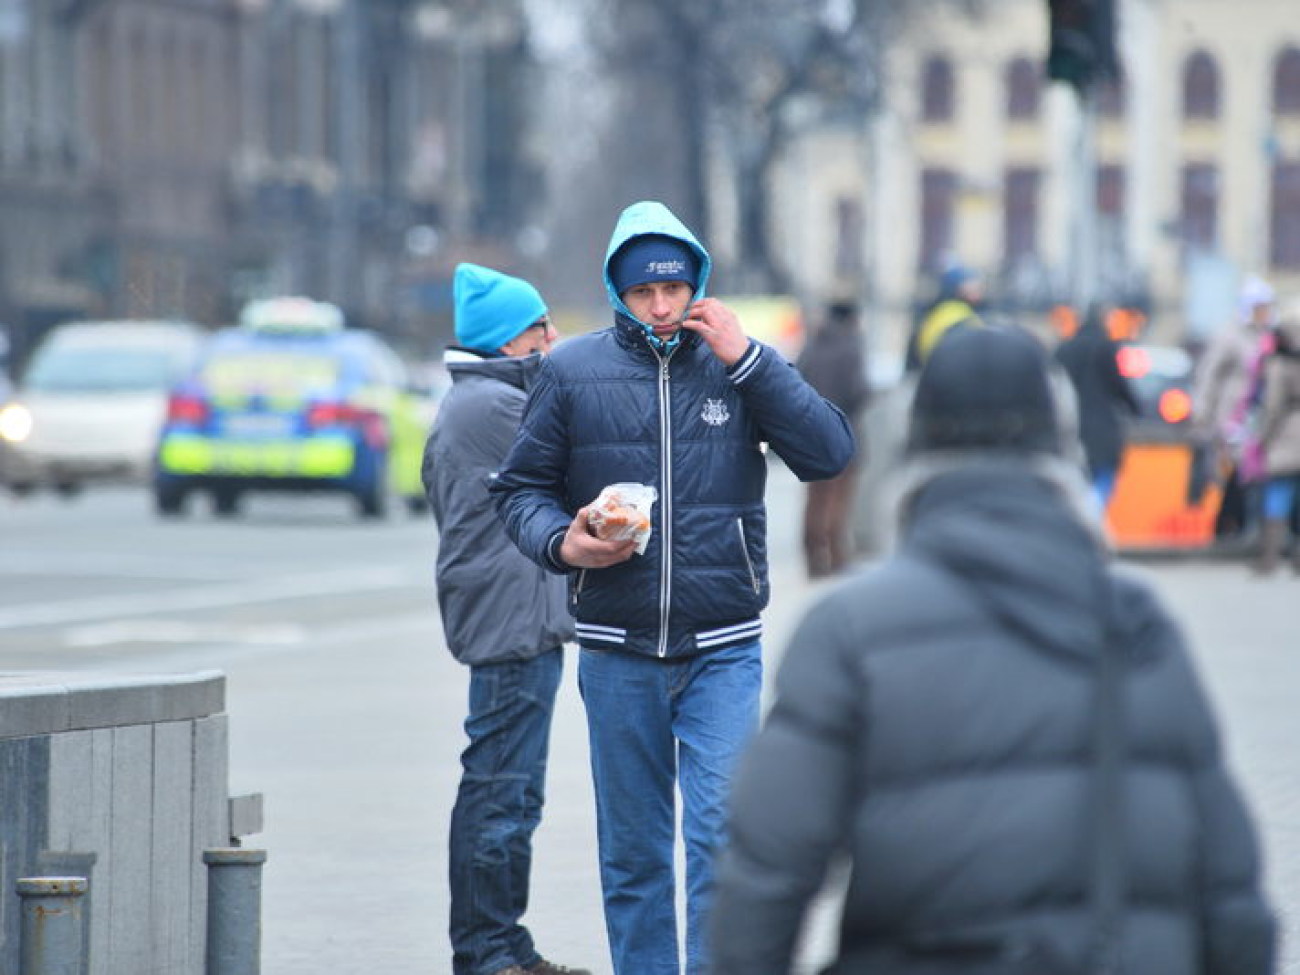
left=1003, top=167, right=1039, bottom=262
left=918, top=168, right=956, bottom=271
left=1005, top=57, right=1041, bottom=121
left=129, top=28, right=153, bottom=158
left=1182, top=50, right=1220, bottom=120
left=1271, top=162, right=1300, bottom=269
left=921, top=55, right=954, bottom=123
left=833, top=197, right=863, bottom=277
left=1274, top=47, right=1300, bottom=115
left=1181, top=163, right=1219, bottom=254
left=1096, top=165, right=1127, bottom=277
left=1096, top=72, right=1125, bottom=119
left=1097, top=164, right=1125, bottom=218
left=268, top=19, right=298, bottom=159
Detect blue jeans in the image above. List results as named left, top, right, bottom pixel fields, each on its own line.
left=1263, top=475, right=1299, bottom=520
left=1091, top=466, right=1118, bottom=515
left=450, top=649, right=563, bottom=975
left=578, top=641, right=763, bottom=975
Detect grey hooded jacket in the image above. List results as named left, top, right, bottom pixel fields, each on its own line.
left=711, top=462, right=1274, bottom=975
left=423, top=349, right=574, bottom=666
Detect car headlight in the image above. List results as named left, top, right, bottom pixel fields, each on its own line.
left=0, top=402, right=33, bottom=443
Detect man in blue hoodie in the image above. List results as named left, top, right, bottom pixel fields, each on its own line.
left=492, top=202, right=855, bottom=975
left=423, top=263, right=587, bottom=975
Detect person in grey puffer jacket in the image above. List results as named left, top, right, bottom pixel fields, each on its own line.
left=711, top=325, right=1275, bottom=975
left=422, top=263, right=585, bottom=975
left=491, top=200, right=855, bottom=975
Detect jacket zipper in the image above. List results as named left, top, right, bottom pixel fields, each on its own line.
left=656, top=351, right=673, bottom=657
left=736, top=517, right=760, bottom=594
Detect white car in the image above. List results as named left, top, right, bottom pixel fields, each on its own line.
left=0, top=319, right=205, bottom=496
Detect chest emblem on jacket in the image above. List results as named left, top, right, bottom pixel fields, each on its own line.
left=701, top=398, right=731, bottom=427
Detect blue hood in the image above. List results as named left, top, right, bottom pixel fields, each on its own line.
left=603, top=201, right=712, bottom=352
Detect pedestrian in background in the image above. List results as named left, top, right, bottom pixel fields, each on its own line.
left=711, top=325, right=1275, bottom=975
left=795, top=298, right=872, bottom=578
left=422, top=263, right=588, bottom=975
left=491, top=199, right=855, bottom=975
left=1252, top=297, right=1300, bottom=573
left=904, top=262, right=986, bottom=372
left=1192, top=276, right=1277, bottom=539
left=1053, top=302, right=1140, bottom=516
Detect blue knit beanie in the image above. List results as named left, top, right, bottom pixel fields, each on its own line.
left=453, top=263, right=548, bottom=353
left=609, top=235, right=700, bottom=295
left=939, top=263, right=979, bottom=296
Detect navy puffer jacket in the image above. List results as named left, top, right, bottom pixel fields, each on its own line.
left=492, top=201, right=855, bottom=658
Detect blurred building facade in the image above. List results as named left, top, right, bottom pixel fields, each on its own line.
left=769, top=0, right=1300, bottom=354
left=5, top=0, right=1296, bottom=370
left=0, top=0, right=535, bottom=369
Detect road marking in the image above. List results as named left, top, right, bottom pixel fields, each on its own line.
left=63, top=620, right=307, bottom=648
left=68, top=611, right=444, bottom=673
left=0, top=553, right=235, bottom=581
left=0, top=565, right=428, bottom=631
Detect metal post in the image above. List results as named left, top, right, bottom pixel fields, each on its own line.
left=17, top=877, right=88, bottom=975
left=328, top=0, right=363, bottom=313
left=1071, top=85, right=1101, bottom=309
left=203, top=848, right=267, bottom=975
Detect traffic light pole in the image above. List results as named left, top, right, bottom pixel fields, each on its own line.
left=1046, top=0, right=1114, bottom=312
left=1069, top=85, right=1101, bottom=311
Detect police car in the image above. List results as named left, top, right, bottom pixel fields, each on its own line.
left=152, top=297, right=431, bottom=519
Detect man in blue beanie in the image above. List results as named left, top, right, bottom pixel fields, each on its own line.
left=422, top=263, right=589, bottom=975
left=491, top=202, right=856, bottom=975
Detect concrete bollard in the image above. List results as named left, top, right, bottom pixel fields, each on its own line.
left=17, top=877, right=88, bottom=975
left=203, top=848, right=267, bottom=975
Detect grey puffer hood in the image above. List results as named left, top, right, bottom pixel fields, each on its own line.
left=899, top=462, right=1156, bottom=664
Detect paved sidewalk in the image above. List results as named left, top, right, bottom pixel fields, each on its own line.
left=215, top=461, right=1298, bottom=974
left=215, top=461, right=834, bottom=975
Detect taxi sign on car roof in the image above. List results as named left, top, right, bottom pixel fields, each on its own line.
left=240, top=296, right=344, bottom=334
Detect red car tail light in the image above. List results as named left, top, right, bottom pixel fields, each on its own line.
left=1116, top=345, right=1150, bottom=379
left=167, top=394, right=209, bottom=425
left=306, top=402, right=389, bottom=448
left=306, top=402, right=364, bottom=427
left=1158, top=388, right=1192, bottom=425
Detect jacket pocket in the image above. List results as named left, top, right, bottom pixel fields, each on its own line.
left=571, top=569, right=587, bottom=611
left=736, top=517, right=760, bottom=594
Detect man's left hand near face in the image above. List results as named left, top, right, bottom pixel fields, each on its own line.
left=683, top=298, right=750, bottom=367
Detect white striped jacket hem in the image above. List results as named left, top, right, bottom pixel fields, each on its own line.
left=574, top=618, right=763, bottom=654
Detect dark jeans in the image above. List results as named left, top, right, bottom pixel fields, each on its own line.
left=450, top=649, right=563, bottom=975
left=803, top=465, right=861, bottom=578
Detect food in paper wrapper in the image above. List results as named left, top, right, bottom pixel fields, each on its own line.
left=588, top=482, right=658, bottom=554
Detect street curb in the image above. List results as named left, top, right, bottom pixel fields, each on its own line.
left=1117, top=540, right=1257, bottom=563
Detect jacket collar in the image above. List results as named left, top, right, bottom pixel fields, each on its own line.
left=612, top=311, right=702, bottom=360
left=443, top=346, right=540, bottom=393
